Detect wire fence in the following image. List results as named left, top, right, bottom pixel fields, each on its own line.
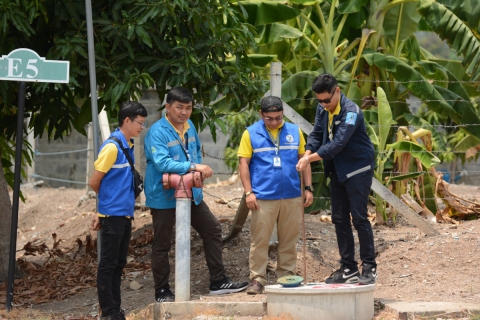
left=28, top=71, right=480, bottom=204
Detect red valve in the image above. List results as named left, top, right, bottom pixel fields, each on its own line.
left=162, top=171, right=204, bottom=198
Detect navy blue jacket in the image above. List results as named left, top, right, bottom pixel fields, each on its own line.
left=306, top=93, right=375, bottom=182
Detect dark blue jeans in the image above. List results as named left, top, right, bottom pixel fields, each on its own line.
left=97, top=217, right=132, bottom=317
left=330, top=170, right=376, bottom=270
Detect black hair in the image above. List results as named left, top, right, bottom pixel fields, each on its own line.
left=312, top=73, right=338, bottom=94
left=260, top=96, right=283, bottom=113
left=166, top=87, right=194, bottom=105
left=118, top=101, right=148, bottom=126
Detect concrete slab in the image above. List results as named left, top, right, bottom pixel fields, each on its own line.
left=266, top=283, right=375, bottom=320
left=150, top=301, right=266, bottom=320
left=383, top=300, right=480, bottom=319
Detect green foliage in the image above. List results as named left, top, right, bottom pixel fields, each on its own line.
left=224, top=0, right=480, bottom=219
left=223, top=109, right=260, bottom=172
left=418, top=0, right=480, bottom=82
left=0, top=134, right=32, bottom=201
left=0, top=0, right=266, bottom=187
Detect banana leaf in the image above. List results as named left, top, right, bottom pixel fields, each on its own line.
left=422, top=168, right=438, bottom=215
left=376, top=87, right=393, bottom=154
left=364, top=53, right=480, bottom=140
left=281, top=71, right=319, bottom=103
left=387, top=141, right=440, bottom=168
left=432, top=59, right=480, bottom=97
left=257, top=23, right=303, bottom=44
left=305, top=160, right=330, bottom=213
left=384, top=2, right=422, bottom=42
left=234, top=1, right=301, bottom=26
left=404, top=113, right=447, bottom=152
left=417, top=0, right=480, bottom=82
left=338, top=0, right=369, bottom=14
left=389, top=172, right=424, bottom=181
left=455, top=135, right=480, bottom=152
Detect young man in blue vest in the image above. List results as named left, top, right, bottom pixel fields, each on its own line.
left=296, top=73, right=377, bottom=285
left=89, top=101, right=148, bottom=320
left=144, top=87, right=248, bottom=302
left=238, top=96, right=313, bottom=294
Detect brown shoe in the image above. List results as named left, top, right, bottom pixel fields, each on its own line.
left=246, top=280, right=264, bottom=295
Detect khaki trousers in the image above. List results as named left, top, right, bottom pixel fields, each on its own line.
left=249, top=197, right=302, bottom=286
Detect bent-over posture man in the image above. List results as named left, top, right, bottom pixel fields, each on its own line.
left=296, top=74, right=377, bottom=285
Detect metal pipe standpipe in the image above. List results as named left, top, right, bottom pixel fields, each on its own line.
left=162, top=172, right=204, bottom=302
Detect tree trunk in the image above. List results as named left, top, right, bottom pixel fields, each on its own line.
left=0, top=147, right=14, bottom=283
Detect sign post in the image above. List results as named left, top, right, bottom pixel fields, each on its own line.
left=0, top=48, right=69, bottom=311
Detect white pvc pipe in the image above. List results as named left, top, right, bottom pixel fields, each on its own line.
left=175, top=198, right=191, bottom=302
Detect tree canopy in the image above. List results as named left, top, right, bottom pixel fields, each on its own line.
left=0, top=0, right=267, bottom=282
left=0, top=0, right=267, bottom=180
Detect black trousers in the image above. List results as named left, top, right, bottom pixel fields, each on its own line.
left=330, top=170, right=376, bottom=270
left=150, top=200, right=225, bottom=292
left=97, top=216, right=131, bottom=317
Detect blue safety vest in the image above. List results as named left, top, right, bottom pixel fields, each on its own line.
left=97, top=129, right=135, bottom=217
left=247, top=121, right=301, bottom=200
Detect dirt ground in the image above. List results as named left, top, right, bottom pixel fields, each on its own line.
left=1, top=178, right=480, bottom=319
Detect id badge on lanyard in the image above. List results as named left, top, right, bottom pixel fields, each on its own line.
left=268, top=127, right=282, bottom=167
left=273, top=156, right=281, bottom=167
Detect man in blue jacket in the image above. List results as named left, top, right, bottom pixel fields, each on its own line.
left=296, top=74, right=377, bottom=285
left=238, top=96, right=313, bottom=294
left=89, top=101, right=148, bottom=320
left=144, top=87, right=248, bottom=302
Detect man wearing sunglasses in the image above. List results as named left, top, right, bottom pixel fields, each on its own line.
left=238, top=95, right=313, bottom=294
left=295, top=74, right=377, bottom=285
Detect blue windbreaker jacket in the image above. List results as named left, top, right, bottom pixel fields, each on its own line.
left=144, top=116, right=203, bottom=209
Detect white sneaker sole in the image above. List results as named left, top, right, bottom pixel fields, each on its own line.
left=209, top=286, right=248, bottom=295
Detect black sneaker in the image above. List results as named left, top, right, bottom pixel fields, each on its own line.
left=325, top=267, right=359, bottom=284
left=155, top=287, right=175, bottom=302
left=112, top=310, right=126, bottom=320
left=209, top=275, right=249, bottom=295
left=359, top=266, right=378, bottom=285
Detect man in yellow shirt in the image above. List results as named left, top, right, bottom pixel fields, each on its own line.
left=238, top=96, right=313, bottom=294
left=89, top=101, right=148, bottom=319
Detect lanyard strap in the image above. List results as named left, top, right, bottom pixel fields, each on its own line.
left=175, top=133, right=192, bottom=162
left=328, top=119, right=334, bottom=140
left=265, top=126, right=282, bottom=155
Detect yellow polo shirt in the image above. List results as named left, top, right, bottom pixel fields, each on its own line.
left=94, top=140, right=134, bottom=173
left=327, top=101, right=341, bottom=132
left=237, top=122, right=306, bottom=158
left=166, top=113, right=189, bottom=143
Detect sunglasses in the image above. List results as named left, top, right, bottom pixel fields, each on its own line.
left=316, top=86, right=338, bottom=105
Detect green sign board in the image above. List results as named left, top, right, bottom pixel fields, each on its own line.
left=0, top=48, right=69, bottom=83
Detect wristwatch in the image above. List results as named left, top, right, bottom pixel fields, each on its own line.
left=245, top=191, right=253, bottom=197
left=190, top=162, right=196, bottom=171
left=304, top=185, right=314, bottom=192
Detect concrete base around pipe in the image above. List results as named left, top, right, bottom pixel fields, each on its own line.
left=265, top=283, right=375, bottom=320
left=175, top=198, right=191, bottom=302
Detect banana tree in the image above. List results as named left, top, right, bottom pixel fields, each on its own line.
left=366, top=87, right=440, bottom=222
left=232, top=0, right=480, bottom=140
left=229, top=0, right=480, bottom=214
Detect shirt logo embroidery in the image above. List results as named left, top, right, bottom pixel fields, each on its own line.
left=345, top=112, right=357, bottom=125
left=285, top=134, right=294, bottom=142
